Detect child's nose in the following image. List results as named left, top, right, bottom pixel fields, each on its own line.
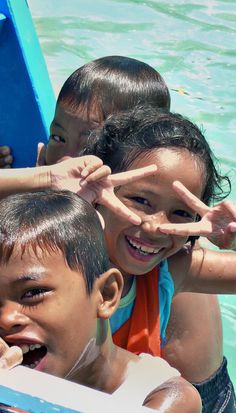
left=141, top=211, right=169, bottom=236
left=0, top=301, right=28, bottom=332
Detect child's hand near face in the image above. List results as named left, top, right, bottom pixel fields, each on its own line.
left=0, top=146, right=13, bottom=168
left=50, top=155, right=157, bottom=225
left=159, top=181, right=236, bottom=250
left=36, top=143, right=46, bottom=166
left=0, top=338, right=22, bottom=370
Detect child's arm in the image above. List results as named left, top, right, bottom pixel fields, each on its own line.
left=0, top=155, right=157, bottom=225
left=0, top=339, right=22, bottom=369
left=143, top=377, right=201, bottom=412
left=160, top=181, right=236, bottom=294
left=114, top=353, right=201, bottom=412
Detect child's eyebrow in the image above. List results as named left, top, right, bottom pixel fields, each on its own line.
left=51, top=120, right=66, bottom=131
left=14, top=273, right=47, bottom=283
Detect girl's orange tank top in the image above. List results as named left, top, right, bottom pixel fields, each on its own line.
left=113, top=267, right=161, bottom=356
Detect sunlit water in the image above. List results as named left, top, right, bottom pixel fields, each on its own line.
left=28, top=0, right=236, bottom=384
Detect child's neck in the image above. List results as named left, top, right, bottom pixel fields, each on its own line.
left=122, top=274, right=135, bottom=297
left=109, top=260, right=134, bottom=298
left=69, top=325, right=134, bottom=394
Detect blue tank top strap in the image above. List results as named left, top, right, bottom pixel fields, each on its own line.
left=159, top=259, right=174, bottom=346
left=110, top=277, right=136, bottom=334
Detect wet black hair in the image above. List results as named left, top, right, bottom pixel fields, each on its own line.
left=0, top=190, right=110, bottom=294
left=57, top=55, right=170, bottom=120
left=85, top=105, right=231, bottom=245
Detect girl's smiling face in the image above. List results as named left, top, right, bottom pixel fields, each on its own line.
left=0, top=248, right=100, bottom=379
left=98, top=148, right=205, bottom=276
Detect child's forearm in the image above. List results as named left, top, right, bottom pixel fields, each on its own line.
left=183, top=248, right=236, bottom=294
left=0, top=166, right=50, bottom=198
left=143, top=377, right=202, bottom=412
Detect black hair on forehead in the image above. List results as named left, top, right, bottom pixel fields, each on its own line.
left=57, top=55, right=170, bottom=121
left=0, top=190, right=109, bottom=294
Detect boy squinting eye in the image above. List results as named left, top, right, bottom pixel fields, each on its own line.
left=49, top=135, right=65, bottom=144
left=21, top=287, right=51, bottom=303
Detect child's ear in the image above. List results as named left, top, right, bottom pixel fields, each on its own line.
left=97, top=268, right=123, bottom=319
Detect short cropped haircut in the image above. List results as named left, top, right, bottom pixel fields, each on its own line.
left=0, top=190, right=110, bottom=293
left=58, top=55, right=170, bottom=120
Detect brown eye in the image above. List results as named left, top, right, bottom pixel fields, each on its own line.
left=22, top=288, right=49, bottom=300
left=174, top=210, right=194, bottom=220
left=131, top=197, right=150, bottom=206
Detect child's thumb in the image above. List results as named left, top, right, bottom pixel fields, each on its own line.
left=36, top=142, right=46, bottom=166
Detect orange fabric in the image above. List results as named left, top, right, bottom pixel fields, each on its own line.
left=113, top=267, right=161, bottom=356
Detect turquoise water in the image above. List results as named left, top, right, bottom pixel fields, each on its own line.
left=28, top=0, right=236, bottom=383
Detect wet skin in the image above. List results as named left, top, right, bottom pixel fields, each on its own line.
left=0, top=248, right=100, bottom=379
left=163, top=292, right=223, bottom=382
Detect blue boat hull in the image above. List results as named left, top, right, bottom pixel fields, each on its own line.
left=0, top=0, right=55, bottom=167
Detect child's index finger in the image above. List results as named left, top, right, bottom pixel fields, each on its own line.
left=83, top=165, right=111, bottom=182
left=80, top=156, right=104, bottom=178
left=173, top=181, right=210, bottom=216
left=110, top=164, right=158, bottom=186
left=159, top=221, right=211, bottom=236
left=101, top=191, right=141, bottom=225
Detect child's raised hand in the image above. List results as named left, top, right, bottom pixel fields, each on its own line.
left=0, top=146, right=13, bottom=168
left=0, top=338, right=23, bottom=369
left=36, top=142, right=47, bottom=166
left=159, top=181, right=236, bottom=250
left=77, top=161, right=158, bottom=225
left=50, top=155, right=157, bottom=225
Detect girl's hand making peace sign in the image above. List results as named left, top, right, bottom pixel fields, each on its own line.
left=50, top=155, right=158, bottom=225
left=159, top=181, right=236, bottom=250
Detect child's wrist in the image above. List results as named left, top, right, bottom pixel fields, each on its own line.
left=32, top=166, right=52, bottom=190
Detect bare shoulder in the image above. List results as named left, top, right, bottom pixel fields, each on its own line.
left=168, top=245, right=204, bottom=293
left=143, top=376, right=202, bottom=412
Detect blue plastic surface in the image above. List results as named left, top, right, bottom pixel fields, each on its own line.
left=0, top=0, right=55, bottom=167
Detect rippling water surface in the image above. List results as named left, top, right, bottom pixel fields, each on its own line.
left=28, top=0, right=236, bottom=383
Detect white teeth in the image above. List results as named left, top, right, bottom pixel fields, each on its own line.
left=25, top=360, right=40, bottom=369
left=21, top=344, right=30, bottom=354
left=21, top=344, right=42, bottom=354
left=127, top=237, right=160, bottom=255
left=30, top=344, right=41, bottom=351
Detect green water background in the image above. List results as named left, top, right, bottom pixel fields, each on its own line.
left=28, top=0, right=236, bottom=384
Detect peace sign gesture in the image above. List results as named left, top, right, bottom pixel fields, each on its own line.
left=159, top=181, right=236, bottom=250
left=50, top=155, right=157, bottom=225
